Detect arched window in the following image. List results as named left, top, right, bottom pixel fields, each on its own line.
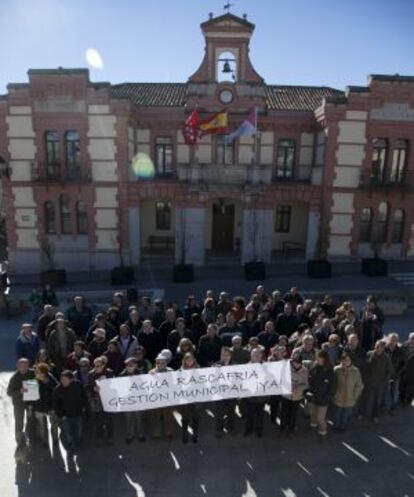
left=376, top=202, right=389, bottom=243
left=60, top=194, right=71, bottom=234
left=45, top=131, right=60, bottom=178
left=76, top=201, right=88, bottom=234
left=371, top=138, right=387, bottom=184
left=65, top=131, right=80, bottom=179
left=44, top=201, right=56, bottom=234
left=359, top=208, right=372, bottom=242
left=390, top=139, right=408, bottom=184
left=217, top=51, right=237, bottom=83
left=391, top=209, right=405, bottom=244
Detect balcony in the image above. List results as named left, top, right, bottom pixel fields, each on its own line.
left=359, top=170, right=414, bottom=191
left=30, top=163, right=92, bottom=183
left=177, top=163, right=273, bottom=187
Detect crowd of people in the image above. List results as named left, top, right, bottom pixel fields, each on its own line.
left=7, top=284, right=414, bottom=458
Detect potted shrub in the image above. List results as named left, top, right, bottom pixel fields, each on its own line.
left=173, top=210, right=194, bottom=283
left=244, top=204, right=266, bottom=280
left=307, top=214, right=331, bottom=278
left=361, top=241, right=388, bottom=277
left=40, top=241, right=67, bottom=286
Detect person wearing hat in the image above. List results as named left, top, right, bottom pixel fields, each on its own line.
left=149, top=354, right=174, bottom=440
left=120, top=357, right=147, bottom=444
left=88, top=328, right=108, bottom=360
left=280, top=353, right=308, bottom=437
left=16, top=323, right=40, bottom=366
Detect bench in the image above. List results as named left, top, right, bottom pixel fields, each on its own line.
left=148, top=235, right=175, bottom=250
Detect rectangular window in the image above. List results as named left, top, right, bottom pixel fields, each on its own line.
left=216, top=135, right=234, bottom=165
left=156, top=202, right=172, bottom=230
left=46, top=131, right=60, bottom=178
left=371, top=139, right=387, bottom=184
left=275, top=205, right=291, bottom=233
left=275, top=140, right=295, bottom=179
left=65, top=131, right=81, bottom=179
left=390, top=140, right=408, bottom=184
left=155, top=137, right=173, bottom=175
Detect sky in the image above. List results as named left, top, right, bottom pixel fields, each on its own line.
left=0, top=0, right=413, bottom=94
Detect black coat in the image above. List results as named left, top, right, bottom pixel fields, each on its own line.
left=66, top=305, right=93, bottom=339
left=257, top=330, right=279, bottom=353
left=197, top=335, right=222, bottom=367
left=307, top=365, right=335, bottom=406
left=275, top=313, right=298, bottom=337
left=137, top=329, right=163, bottom=364
left=7, top=369, right=35, bottom=405
left=32, top=374, right=58, bottom=413
left=53, top=381, right=87, bottom=418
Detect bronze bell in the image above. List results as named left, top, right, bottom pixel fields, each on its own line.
left=222, top=60, right=232, bottom=73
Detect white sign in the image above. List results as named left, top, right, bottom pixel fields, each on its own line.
left=23, top=380, right=39, bottom=402
left=98, top=361, right=292, bottom=413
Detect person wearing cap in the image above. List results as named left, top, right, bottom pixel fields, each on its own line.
left=137, top=320, right=163, bottom=364
left=149, top=354, right=174, bottom=440
left=280, top=353, right=308, bottom=437
left=244, top=348, right=266, bottom=438
left=87, top=357, right=115, bottom=445
left=214, top=346, right=237, bottom=438
left=47, top=318, right=77, bottom=372
left=120, top=357, right=148, bottom=444
left=7, top=358, right=35, bottom=443
left=88, top=328, right=108, bottom=360
left=16, top=323, right=40, bottom=366
left=179, top=352, right=201, bottom=444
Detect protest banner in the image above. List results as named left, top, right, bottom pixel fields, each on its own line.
left=98, top=361, right=292, bottom=413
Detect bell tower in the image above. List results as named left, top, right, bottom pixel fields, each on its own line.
left=187, top=12, right=266, bottom=110
left=189, top=12, right=264, bottom=85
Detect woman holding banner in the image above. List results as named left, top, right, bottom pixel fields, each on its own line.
left=179, top=352, right=201, bottom=444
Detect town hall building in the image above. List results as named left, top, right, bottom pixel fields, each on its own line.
left=0, top=12, right=414, bottom=275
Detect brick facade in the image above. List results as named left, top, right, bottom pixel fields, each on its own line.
left=0, top=13, right=413, bottom=274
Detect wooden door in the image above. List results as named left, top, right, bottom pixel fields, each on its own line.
left=212, top=204, right=235, bottom=251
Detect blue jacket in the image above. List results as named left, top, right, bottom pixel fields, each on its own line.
left=16, top=332, right=40, bottom=365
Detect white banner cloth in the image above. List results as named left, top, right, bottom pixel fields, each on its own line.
left=98, top=361, right=292, bottom=413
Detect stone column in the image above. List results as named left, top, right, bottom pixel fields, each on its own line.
left=175, top=207, right=206, bottom=266
left=128, top=207, right=141, bottom=266
left=305, top=210, right=320, bottom=260
left=241, top=208, right=273, bottom=264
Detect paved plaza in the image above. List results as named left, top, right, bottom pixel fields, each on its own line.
left=0, top=302, right=413, bottom=497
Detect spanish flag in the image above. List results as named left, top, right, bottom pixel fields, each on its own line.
left=199, top=111, right=228, bottom=135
